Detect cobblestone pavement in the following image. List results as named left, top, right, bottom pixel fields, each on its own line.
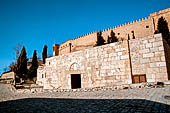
left=1, top=84, right=170, bottom=113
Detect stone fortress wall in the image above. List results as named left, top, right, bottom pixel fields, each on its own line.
left=37, top=34, right=170, bottom=89
left=53, top=8, right=170, bottom=56
left=58, top=32, right=97, bottom=55
left=150, top=8, right=170, bottom=31
left=37, top=8, right=170, bottom=89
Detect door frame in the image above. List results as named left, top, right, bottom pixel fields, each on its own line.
left=71, top=74, right=81, bottom=89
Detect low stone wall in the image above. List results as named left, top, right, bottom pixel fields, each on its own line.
left=37, top=34, right=169, bottom=89
left=43, top=81, right=170, bottom=93
left=0, top=72, right=14, bottom=79
left=0, top=72, right=15, bottom=84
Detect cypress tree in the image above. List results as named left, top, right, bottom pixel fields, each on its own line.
left=16, top=46, right=28, bottom=80
left=107, top=36, right=110, bottom=44
left=42, top=45, right=47, bottom=64
left=27, top=50, right=38, bottom=79
left=108, top=30, right=118, bottom=43
left=32, top=50, right=38, bottom=69
left=157, top=16, right=170, bottom=45
left=96, top=31, right=105, bottom=46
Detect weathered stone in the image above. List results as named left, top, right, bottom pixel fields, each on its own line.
left=161, top=56, right=166, bottom=61
left=150, top=63, right=157, bottom=68
left=140, top=58, right=150, bottom=64
left=155, top=51, right=165, bottom=57
left=150, top=57, right=160, bottom=62
left=143, top=53, right=154, bottom=58
left=156, top=62, right=166, bottom=67
left=118, top=52, right=122, bottom=56
left=153, top=41, right=162, bottom=47
left=120, top=55, right=129, bottom=59
left=146, top=43, right=153, bottom=48
left=139, top=49, right=150, bottom=54
left=150, top=47, right=159, bottom=52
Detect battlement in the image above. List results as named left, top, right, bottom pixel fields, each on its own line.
left=53, top=8, right=170, bottom=56
left=73, top=31, right=97, bottom=40
left=150, top=8, right=170, bottom=17
left=60, top=8, right=170, bottom=46
left=60, top=16, right=150, bottom=44
left=60, top=8, right=170, bottom=47
left=112, top=17, right=150, bottom=30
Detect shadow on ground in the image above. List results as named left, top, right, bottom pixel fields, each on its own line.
left=0, top=98, right=170, bottom=113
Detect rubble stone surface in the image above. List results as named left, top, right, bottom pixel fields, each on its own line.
left=1, top=83, right=170, bottom=113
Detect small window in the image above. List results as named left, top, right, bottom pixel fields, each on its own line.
left=131, top=31, right=134, bottom=33
left=118, top=33, right=120, bottom=35
left=49, top=62, right=51, bottom=65
left=146, top=26, right=149, bottom=28
left=42, top=74, right=44, bottom=78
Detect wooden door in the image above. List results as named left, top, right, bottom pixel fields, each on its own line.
left=132, top=74, right=146, bottom=83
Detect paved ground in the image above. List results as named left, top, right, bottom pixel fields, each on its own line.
left=1, top=84, right=170, bottom=113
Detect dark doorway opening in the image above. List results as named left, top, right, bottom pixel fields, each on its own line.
left=71, top=74, right=81, bottom=89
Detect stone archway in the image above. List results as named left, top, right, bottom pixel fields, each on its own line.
left=70, top=62, right=80, bottom=71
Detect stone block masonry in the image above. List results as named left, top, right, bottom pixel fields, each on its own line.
left=130, top=34, right=168, bottom=83
left=37, top=34, right=169, bottom=89
left=38, top=41, right=131, bottom=89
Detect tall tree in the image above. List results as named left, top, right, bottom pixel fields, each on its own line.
left=31, top=50, right=38, bottom=69
left=42, top=45, right=47, bottom=64
left=27, top=50, right=38, bottom=79
left=14, top=43, right=22, bottom=61
left=108, top=30, right=118, bottom=43
left=9, top=43, right=23, bottom=73
left=16, top=46, right=28, bottom=80
left=96, top=31, right=105, bottom=46
left=157, top=16, right=170, bottom=45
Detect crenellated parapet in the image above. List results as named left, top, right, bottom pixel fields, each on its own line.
left=150, top=8, right=170, bottom=17
left=73, top=31, right=96, bottom=40
left=57, top=31, right=98, bottom=55
left=150, top=8, right=170, bottom=31
left=53, top=8, right=170, bottom=56
left=100, top=16, right=150, bottom=34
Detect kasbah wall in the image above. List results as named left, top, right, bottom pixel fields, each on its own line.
left=37, top=8, right=170, bottom=89
left=53, top=8, right=170, bottom=56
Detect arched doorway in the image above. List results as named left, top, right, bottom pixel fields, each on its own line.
left=70, top=63, right=81, bottom=89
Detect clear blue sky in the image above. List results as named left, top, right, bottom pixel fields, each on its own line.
left=0, top=0, right=169, bottom=75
